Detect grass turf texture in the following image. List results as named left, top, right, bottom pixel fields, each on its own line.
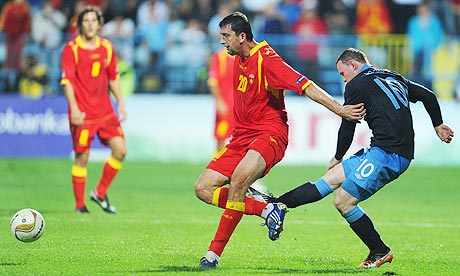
left=0, top=159, right=459, bottom=276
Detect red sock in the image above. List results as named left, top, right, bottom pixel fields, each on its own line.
left=96, top=157, right=121, bottom=198
left=212, top=187, right=267, bottom=216
left=244, top=196, right=267, bottom=215
left=209, top=208, right=243, bottom=256
left=71, top=165, right=87, bottom=209
left=212, top=187, right=229, bottom=209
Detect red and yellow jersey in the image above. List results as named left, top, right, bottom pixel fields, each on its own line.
left=231, top=41, right=311, bottom=143
left=61, top=35, right=119, bottom=120
left=208, top=49, right=235, bottom=115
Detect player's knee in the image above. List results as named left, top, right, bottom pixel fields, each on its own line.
left=112, top=145, right=127, bottom=161
left=333, top=196, right=348, bottom=214
left=119, top=147, right=127, bottom=160
left=75, top=151, right=89, bottom=166
left=194, top=181, right=210, bottom=203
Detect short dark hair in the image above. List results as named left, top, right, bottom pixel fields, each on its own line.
left=77, top=7, right=104, bottom=32
left=219, top=12, right=254, bottom=42
left=336, top=48, right=368, bottom=65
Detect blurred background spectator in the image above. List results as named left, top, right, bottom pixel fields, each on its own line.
left=277, top=0, right=301, bottom=32
left=0, top=0, right=31, bottom=92
left=355, top=0, right=393, bottom=68
left=407, top=0, right=444, bottom=89
left=0, top=0, right=459, bottom=99
left=101, top=11, right=135, bottom=62
left=31, top=0, right=66, bottom=93
left=66, top=0, right=87, bottom=39
left=253, top=2, right=288, bottom=35
left=291, top=2, right=327, bottom=87
left=355, top=0, right=393, bottom=35
left=323, top=0, right=355, bottom=35
left=135, top=0, right=170, bottom=92
left=18, top=48, right=48, bottom=98
left=387, top=0, right=418, bottom=34
left=208, top=2, right=234, bottom=51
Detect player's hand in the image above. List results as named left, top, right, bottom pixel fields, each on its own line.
left=435, top=124, right=454, bottom=143
left=342, top=103, right=366, bottom=122
left=70, top=110, right=85, bottom=126
left=327, top=156, right=342, bottom=171
left=117, top=104, right=127, bottom=122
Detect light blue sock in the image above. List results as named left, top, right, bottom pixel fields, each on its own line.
left=314, top=177, right=334, bottom=197
left=342, top=205, right=365, bottom=224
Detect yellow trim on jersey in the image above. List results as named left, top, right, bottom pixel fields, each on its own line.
left=71, top=42, right=79, bottom=64
left=250, top=40, right=268, bottom=57
left=302, top=80, right=313, bottom=91
left=107, top=156, right=122, bottom=170
left=75, top=35, right=101, bottom=49
left=257, top=51, right=263, bottom=93
left=71, top=165, right=87, bottom=177
left=226, top=200, right=245, bottom=212
left=60, top=79, right=70, bottom=85
left=212, top=187, right=223, bottom=207
left=101, top=39, right=113, bottom=66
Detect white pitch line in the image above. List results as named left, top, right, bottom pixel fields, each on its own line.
left=286, top=219, right=460, bottom=228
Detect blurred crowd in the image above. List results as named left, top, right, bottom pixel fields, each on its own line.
left=1, top=0, right=460, bottom=99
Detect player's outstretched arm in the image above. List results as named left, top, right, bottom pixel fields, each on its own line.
left=303, top=82, right=365, bottom=121
left=435, top=124, right=454, bottom=143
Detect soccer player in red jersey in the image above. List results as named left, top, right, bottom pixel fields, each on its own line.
left=208, top=48, right=235, bottom=152
left=60, top=7, right=127, bottom=214
left=195, top=12, right=366, bottom=268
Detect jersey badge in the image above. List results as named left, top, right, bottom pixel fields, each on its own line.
left=249, top=74, right=255, bottom=84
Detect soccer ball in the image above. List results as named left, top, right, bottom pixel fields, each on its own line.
left=10, top=208, right=45, bottom=243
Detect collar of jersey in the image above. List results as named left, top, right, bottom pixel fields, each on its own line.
left=75, top=35, right=101, bottom=49
left=250, top=40, right=268, bottom=56
left=359, top=64, right=371, bottom=73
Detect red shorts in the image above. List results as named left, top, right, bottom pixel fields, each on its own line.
left=214, top=113, right=234, bottom=142
left=207, top=133, right=287, bottom=178
left=70, top=113, right=124, bottom=153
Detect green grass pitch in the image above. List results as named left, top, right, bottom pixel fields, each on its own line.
left=0, top=159, right=459, bottom=275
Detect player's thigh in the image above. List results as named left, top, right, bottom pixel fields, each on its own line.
left=231, top=149, right=266, bottom=187
left=323, top=162, right=346, bottom=189
left=107, top=136, right=127, bottom=159
left=247, top=134, right=287, bottom=176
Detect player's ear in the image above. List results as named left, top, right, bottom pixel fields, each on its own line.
left=350, top=60, right=357, bottom=71
left=239, top=32, right=246, bottom=44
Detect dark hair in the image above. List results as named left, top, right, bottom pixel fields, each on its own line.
left=77, top=7, right=104, bottom=32
left=219, top=12, right=254, bottom=42
left=336, top=48, right=368, bottom=65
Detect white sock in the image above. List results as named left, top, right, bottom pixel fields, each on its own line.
left=205, top=251, right=220, bottom=262
left=261, top=203, right=274, bottom=219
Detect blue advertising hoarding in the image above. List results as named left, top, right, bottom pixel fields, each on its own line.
left=0, top=95, right=71, bottom=157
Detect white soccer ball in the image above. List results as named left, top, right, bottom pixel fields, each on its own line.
left=10, top=208, right=45, bottom=243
